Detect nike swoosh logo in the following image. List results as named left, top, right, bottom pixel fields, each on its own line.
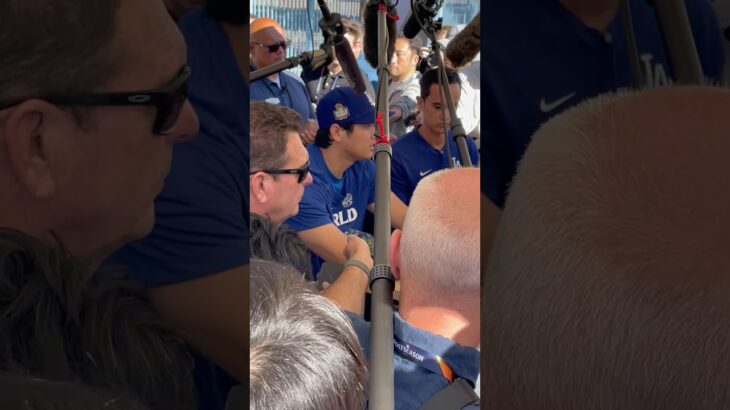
left=419, top=169, right=432, bottom=177
left=540, top=92, right=576, bottom=113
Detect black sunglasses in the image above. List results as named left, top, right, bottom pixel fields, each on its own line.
left=252, top=40, right=290, bottom=53
left=251, top=162, right=310, bottom=183
left=0, top=66, right=191, bottom=135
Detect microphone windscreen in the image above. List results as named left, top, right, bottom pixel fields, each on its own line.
left=363, top=3, right=397, bottom=69
left=445, top=12, right=480, bottom=68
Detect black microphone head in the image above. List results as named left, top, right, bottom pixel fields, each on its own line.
left=402, top=10, right=423, bottom=39
left=334, top=38, right=367, bottom=94
left=402, top=0, right=444, bottom=39
left=363, top=2, right=397, bottom=69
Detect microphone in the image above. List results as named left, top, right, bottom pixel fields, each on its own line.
left=402, top=0, right=444, bottom=39
left=444, top=12, right=481, bottom=68
left=363, top=0, right=398, bottom=69
left=317, top=0, right=367, bottom=94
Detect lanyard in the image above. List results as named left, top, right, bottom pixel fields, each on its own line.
left=393, top=334, right=455, bottom=383
left=263, top=76, right=291, bottom=107
left=315, top=70, right=342, bottom=102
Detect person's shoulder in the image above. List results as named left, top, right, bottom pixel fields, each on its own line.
left=282, top=71, right=308, bottom=88
left=350, top=158, right=376, bottom=175
left=684, top=0, right=717, bottom=14
left=177, top=7, right=211, bottom=33
left=393, top=129, right=420, bottom=145
left=344, top=311, right=370, bottom=347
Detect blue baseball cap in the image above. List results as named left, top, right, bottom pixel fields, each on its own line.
left=316, top=87, right=375, bottom=131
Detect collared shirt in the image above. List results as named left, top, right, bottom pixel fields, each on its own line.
left=285, top=145, right=376, bottom=277
left=348, top=312, right=480, bottom=410
left=250, top=69, right=315, bottom=122
left=392, top=128, right=479, bottom=205
left=482, top=0, right=725, bottom=205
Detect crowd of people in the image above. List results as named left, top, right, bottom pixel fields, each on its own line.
left=248, top=5, right=482, bottom=409
left=4, top=0, right=729, bottom=408
left=0, top=0, right=482, bottom=408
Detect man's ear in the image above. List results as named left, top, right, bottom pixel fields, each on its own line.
left=416, top=96, right=424, bottom=113
left=3, top=100, right=60, bottom=199
left=330, top=124, right=343, bottom=143
left=250, top=172, right=268, bottom=203
left=390, top=229, right=402, bottom=279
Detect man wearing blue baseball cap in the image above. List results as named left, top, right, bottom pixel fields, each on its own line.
left=285, top=87, right=408, bottom=293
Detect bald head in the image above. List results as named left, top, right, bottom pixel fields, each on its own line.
left=398, top=167, right=480, bottom=298
left=484, top=86, right=730, bottom=409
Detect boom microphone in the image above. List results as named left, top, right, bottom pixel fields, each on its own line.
left=363, top=1, right=397, bottom=69
left=317, top=0, right=367, bottom=93
left=402, top=0, right=444, bottom=39
left=445, top=12, right=481, bottom=68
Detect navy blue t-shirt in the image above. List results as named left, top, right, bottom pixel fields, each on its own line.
left=250, top=70, right=315, bottom=122
left=285, top=145, right=376, bottom=277
left=348, top=312, right=480, bottom=410
left=483, top=0, right=725, bottom=207
left=105, top=8, right=247, bottom=410
left=392, top=129, right=479, bottom=205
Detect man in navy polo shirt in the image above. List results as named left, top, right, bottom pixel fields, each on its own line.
left=286, top=87, right=408, bottom=278
left=349, top=167, right=481, bottom=410
left=249, top=17, right=318, bottom=145
left=483, top=0, right=725, bottom=208
left=391, top=67, right=479, bottom=205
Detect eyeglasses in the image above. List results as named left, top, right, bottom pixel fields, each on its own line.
left=0, top=66, right=191, bottom=135
left=252, top=40, right=290, bottom=53
left=251, top=162, right=310, bottom=183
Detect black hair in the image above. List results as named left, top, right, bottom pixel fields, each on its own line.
left=420, top=67, right=461, bottom=100
left=314, top=123, right=354, bottom=149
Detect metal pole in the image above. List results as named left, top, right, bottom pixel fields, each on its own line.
left=368, top=2, right=396, bottom=409
left=649, top=0, right=704, bottom=84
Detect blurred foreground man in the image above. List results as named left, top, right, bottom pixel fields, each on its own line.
left=484, top=86, right=730, bottom=409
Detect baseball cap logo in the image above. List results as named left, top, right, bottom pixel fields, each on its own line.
left=333, top=103, right=350, bottom=121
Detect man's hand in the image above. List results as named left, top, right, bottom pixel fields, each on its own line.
left=344, top=234, right=373, bottom=271
left=322, top=234, right=373, bottom=314
left=390, top=106, right=403, bottom=122
left=300, top=119, right=319, bottom=145
left=163, top=0, right=205, bottom=20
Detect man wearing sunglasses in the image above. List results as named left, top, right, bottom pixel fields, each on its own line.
left=250, top=101, right=313, bottom=223
left=0, top=0, right=198, bottom=402
left=249, top=101, right=374, bottom=314
left=107, top=0, right=250, bottom=409
left=250, top=17, right=319, bottom=145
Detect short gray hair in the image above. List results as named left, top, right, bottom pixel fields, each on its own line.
left=484, top=86, right=730, bottom=409
left=0, top=0, right=122, bottom=106
left=399, top=167, right=480, bottom=296
left=250, top=259, right=367, bottom=410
